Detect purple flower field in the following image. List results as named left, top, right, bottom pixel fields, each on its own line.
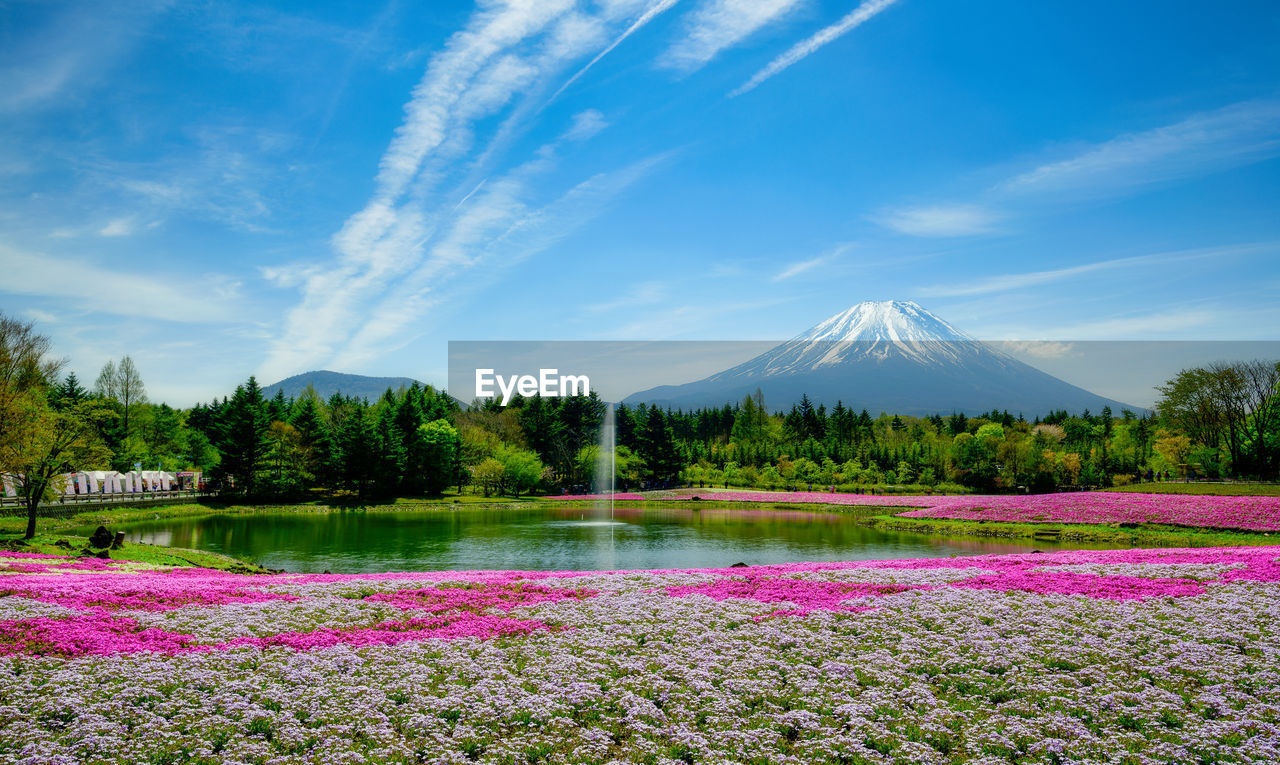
left=656, top=490, right=1280, bottom=532
left=3, top=547, right=1280, bottom=763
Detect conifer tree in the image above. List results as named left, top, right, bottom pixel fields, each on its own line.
left=216, top=377, right=269, bottom=496
left=338, top=406, right=378, bottom=499
left=639, top=406, right=681, bottom=483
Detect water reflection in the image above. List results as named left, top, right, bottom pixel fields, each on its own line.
left=96, top=506, right=1124, bottom=574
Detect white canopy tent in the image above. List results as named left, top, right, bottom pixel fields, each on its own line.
left=59, top=473, right=78, bottom=495
left=86, top=470, right=122, bottom=494
left=146, top=471, right=175, bottom=490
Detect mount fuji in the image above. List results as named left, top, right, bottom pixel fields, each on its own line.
left=624, top=301, right=1136, bottom=415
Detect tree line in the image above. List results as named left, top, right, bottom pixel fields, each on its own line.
left=3, top=311, right=1278, bottom=541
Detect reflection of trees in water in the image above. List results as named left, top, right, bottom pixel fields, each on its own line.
left=112, top=507, right=1117, bottom=572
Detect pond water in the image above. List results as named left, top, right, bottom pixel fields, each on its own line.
left=100, top=506, right=1122, bottom=573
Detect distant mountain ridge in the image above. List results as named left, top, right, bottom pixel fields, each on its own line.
left=625, top=301, right=1138, bottom=416
left=263, top=370, right=425, bottom=401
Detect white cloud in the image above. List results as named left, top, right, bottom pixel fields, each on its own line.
left=1047, top=310, right=1220, bottom=340
left=731, top=0, right=899, bottom=97
left=585, top=281, right=665, bottom=312
left=369, top=1, right=575, bottom=206
left=772, top=245, right=850, bottom=281
left=0, top=244, right=243, bottom=324
left=259, top=262, right=320, bottom=289
left=262, top=0, right=816, bottom=380
left=603, top=295, right=795, bottom=338
left=918, top=242, right=1274, bottom=298
left=563, top=109, right=609, bottom=141
left=877, top=99, right=1280, bottom=239
left=1002, top=99, right=1280, bottom=195
left=660, top=0, right=802, bottom=72
left=0, top=3, right=164, bottom=113
left=550, top=0, right=681, bottom=101
left=87, top=126, right=288, bottom=233
left=990, top=340, right=1076, bottom=359
left=329, top=153, right=667, bottom=370
left=98, top=218, right=134, bottom=237
left=874, top=204, right=1000, bottom=237
left=259, top=1, right=586, bottom=380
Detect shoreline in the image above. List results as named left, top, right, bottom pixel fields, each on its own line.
left=4, top=495, right=1278, bottom=575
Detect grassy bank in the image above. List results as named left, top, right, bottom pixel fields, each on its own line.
left=0, top=502, right=285, bottom=571
left=645, top=498, right=1280, bottom=548
left=0, top=532, right=265, bottom=572
left=853, top=513, right=1279, bottom=548
left=1106, top=482, right=1280, bottom=496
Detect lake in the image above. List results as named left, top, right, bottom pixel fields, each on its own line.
left=102, top=505, right=1120, bottom=573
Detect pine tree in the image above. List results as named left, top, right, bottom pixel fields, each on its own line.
left=639, top=406, right=681, bottom=483
left=55, top=372, right=88, bottom=409
left=289, top=395, right=331, bottom=485
left=268, top=388, right=289, bottom=423
left=338, top=406, right=378, bottom=499
left=216, top=377, right=269, bottom=496
left=374, top=393, right=405, bottom=495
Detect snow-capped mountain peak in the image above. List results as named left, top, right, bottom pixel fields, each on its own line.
left=625, top=300, right=1135, bottom=416
left=797, top=300, right=973, bottom=344
left=713, top=300, right=993, bottom=377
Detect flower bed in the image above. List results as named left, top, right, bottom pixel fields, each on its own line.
left=3, top=547, right=1280, bottom=762
left=895, top=492, right=1280, bottom=531
left=550, top=492, right=646, bottom=501
left=673, top=489, right=1280, bottom=531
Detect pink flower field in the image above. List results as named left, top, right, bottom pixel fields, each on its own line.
left=4, top=546, right=1280, bottom=762
left=657, top=489, right=1280, bottom=531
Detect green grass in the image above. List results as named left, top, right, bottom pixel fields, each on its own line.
left=1104, top=482, right=1280, bottom=496
left=0, top=531, right=266, bottom=572
left=854, top=513, right=1280, bottom=548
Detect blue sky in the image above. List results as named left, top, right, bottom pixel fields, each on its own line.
left=2, top=0, right=1278, bottom=405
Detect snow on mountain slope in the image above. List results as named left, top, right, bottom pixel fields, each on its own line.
left=624, top=301, right=1138, bottom=415
left=706, top=300, right=1008, bottom=380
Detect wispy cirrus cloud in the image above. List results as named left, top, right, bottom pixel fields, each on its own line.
left=585, top=281, right=666, bottom=313
left=878, top=99, right=1280, bottom=238
left=562, top=109, right=609, bottom=141
left=330, top=153, right=668, bottom=369
left=0, top=244, right=244, bottom=323
left=1003, top=99, right=1280, bottom=195
left=550, top=0, right=681, bottom=101
left=659, top=0, right=802, bottom=72
left=918, top=242, right=1275, bottom=298
left=873, top=204, right=1000, bottom=237
left=990, top=340, right=1077, bottom=359
left=259, top=0, right=691, bottom=381
left=731, top=0, right=900, bottom=97
left=772, top=244, right=852, bottom=281
left=1047, top=310, right=1221, bottom=340
left=259, top=1, right=586, bottom=381
left=0, top=1, right=167, bottom=114
left=97, top=218, right=136, bottom=237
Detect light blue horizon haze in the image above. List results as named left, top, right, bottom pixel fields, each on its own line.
left=1, top=0, right=1278, bottom=405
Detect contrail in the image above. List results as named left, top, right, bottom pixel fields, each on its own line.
left=548, top=0, right=680, bottom=104
left=730, top=0, right=900, bottom=98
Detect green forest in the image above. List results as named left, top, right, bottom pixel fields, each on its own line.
left=3, top=314, right=1278, bottom=518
